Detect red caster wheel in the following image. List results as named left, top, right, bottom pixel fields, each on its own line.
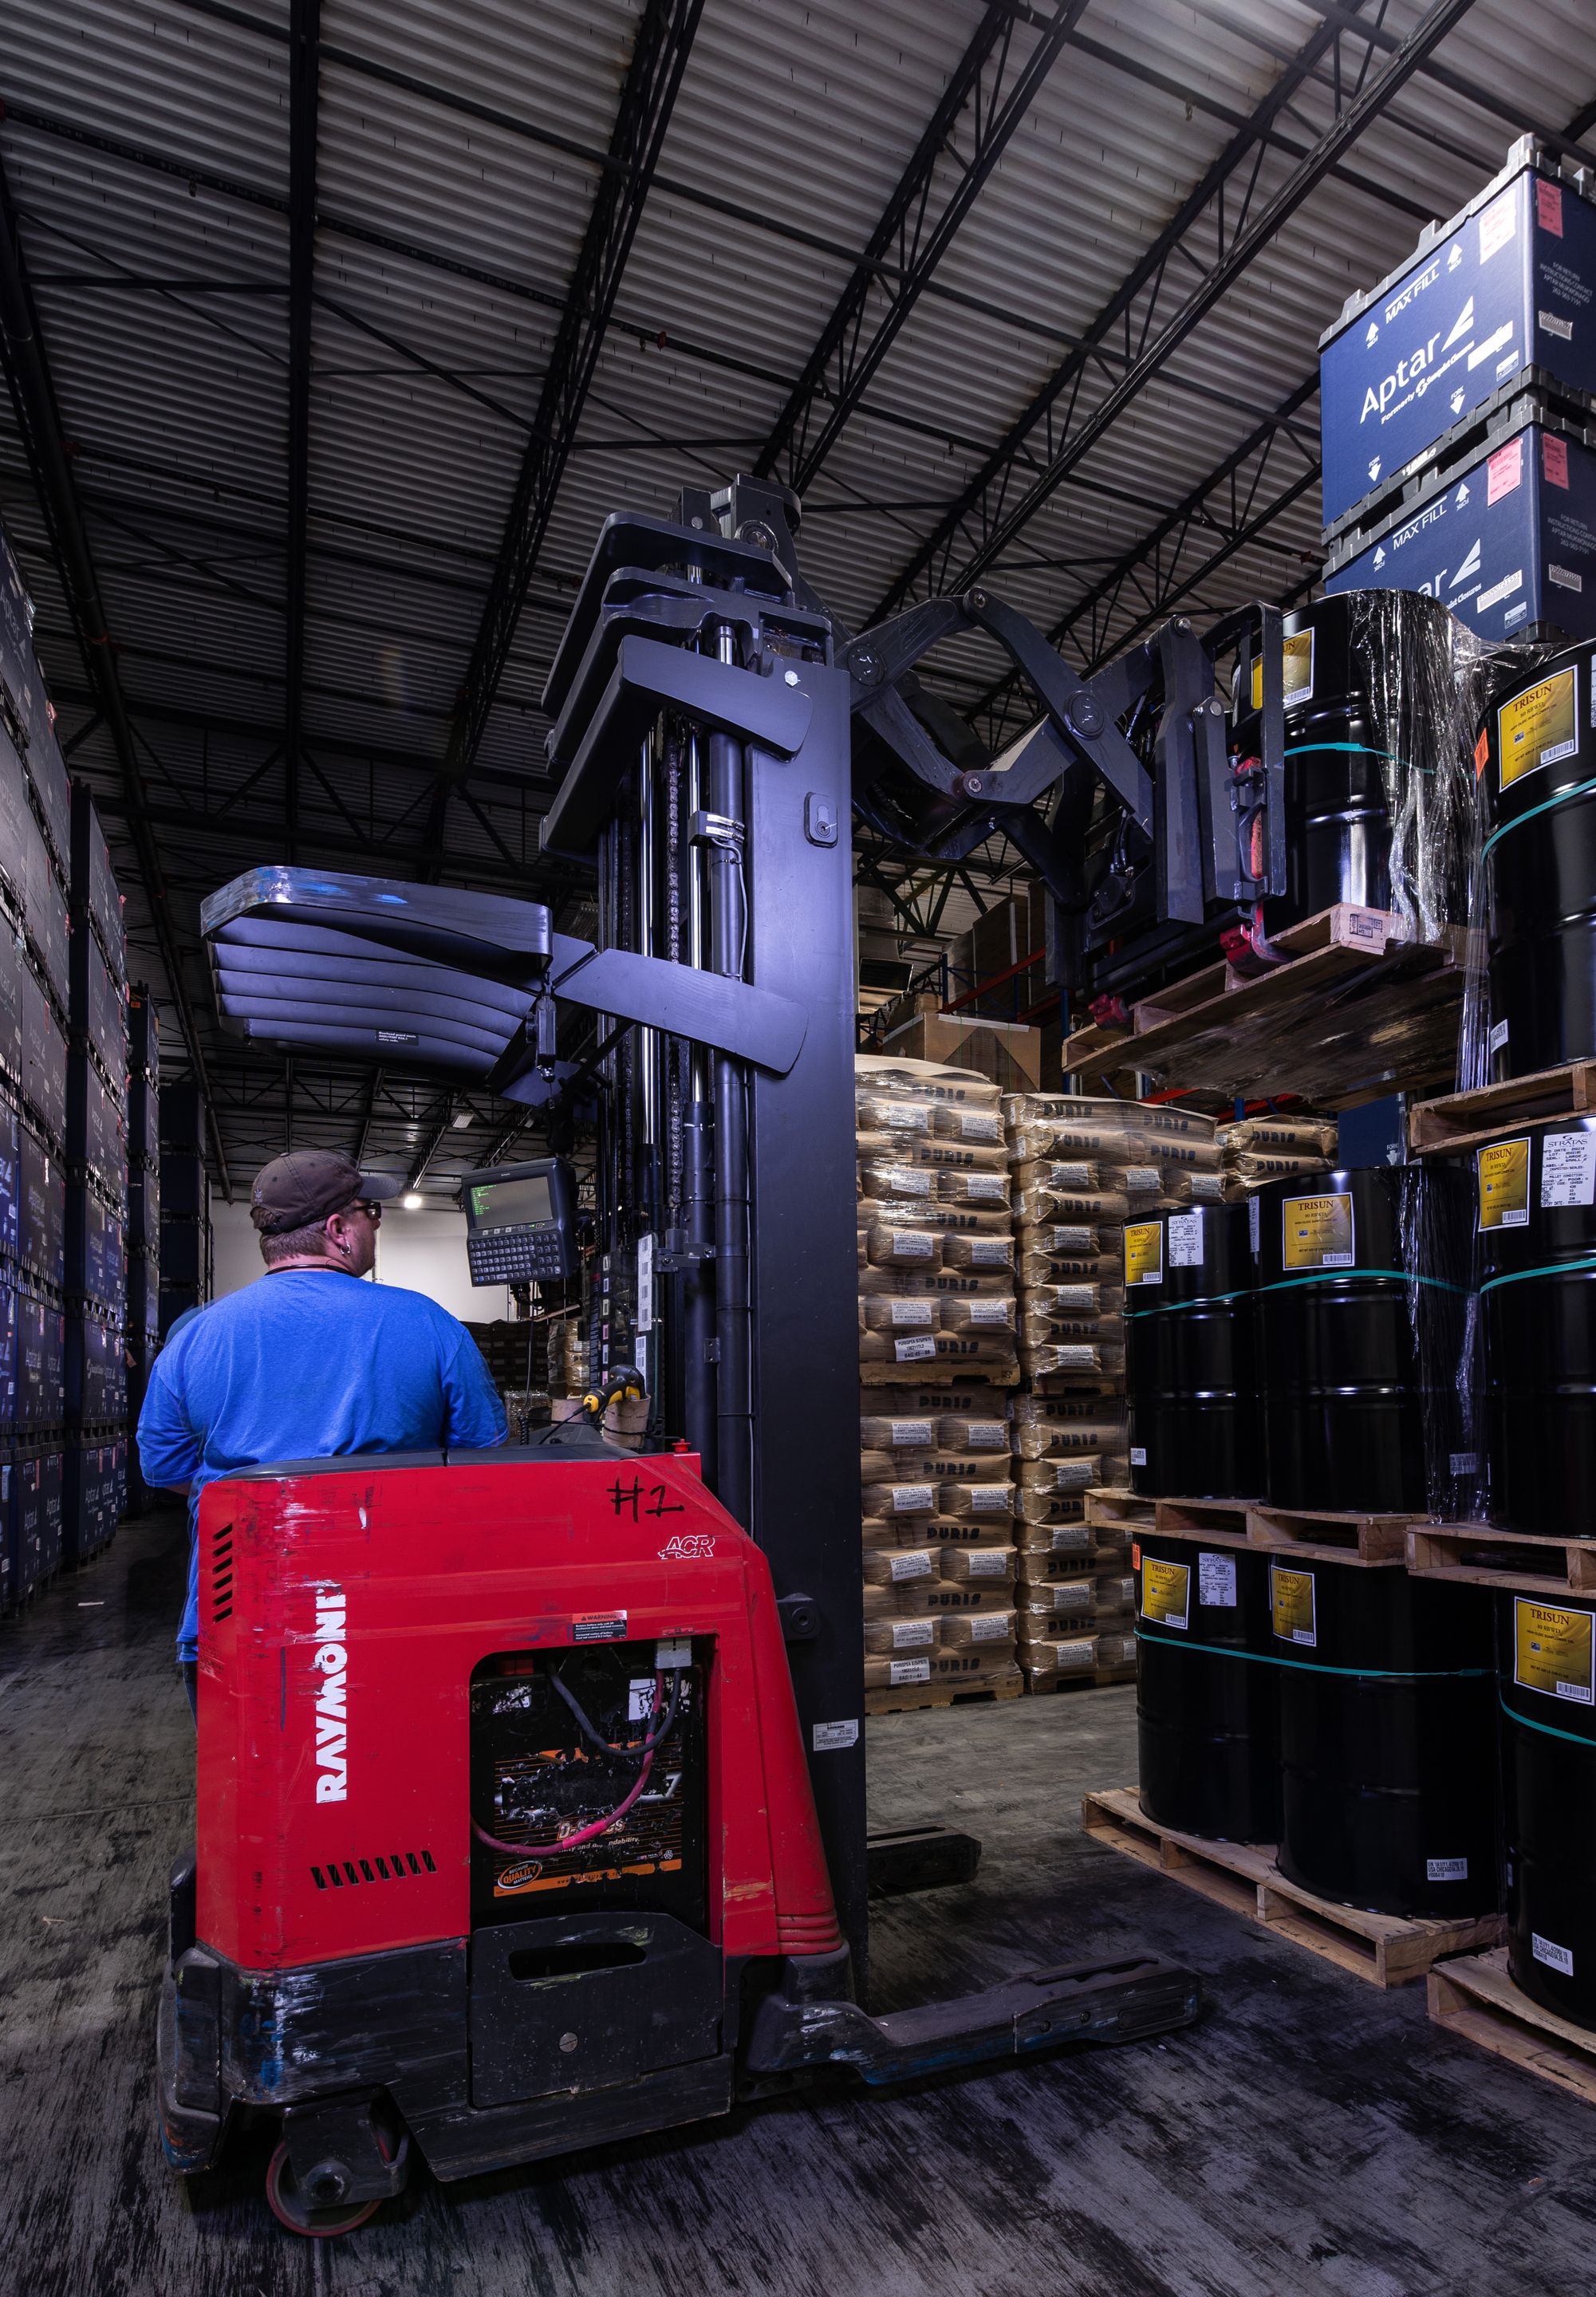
left=265, top=2140, right=384, bottom=2238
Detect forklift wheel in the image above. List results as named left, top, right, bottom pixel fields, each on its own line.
left=265, top=2141, right=385, bottom=2239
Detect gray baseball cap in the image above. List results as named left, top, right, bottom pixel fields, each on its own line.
left=250, top=1149, right=404, bottom=1235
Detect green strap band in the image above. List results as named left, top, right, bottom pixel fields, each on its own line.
left=1283, top=741, right=1418, bottom=776
left=1499, top=1693, right=1596, bottom=1748
left=1482, top=771, right=1596, bottom=864
left=1480, top=1253, right=1596, bottom=1297
left=1135, top=1625, right=1492, bottom=1681
left=1128, top=1270, right=1467, bottom=1318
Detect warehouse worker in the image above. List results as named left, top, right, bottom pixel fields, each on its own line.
left=137, top=1148, right=506, bottom=1718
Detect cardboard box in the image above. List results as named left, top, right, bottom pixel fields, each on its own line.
left=880, top=1010, right=1044, bottom=1095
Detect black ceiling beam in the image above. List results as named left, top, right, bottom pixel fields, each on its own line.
left=422, top=0, right=705, bottom=851
left=755, top=0, right=1085, bottom=494
left=87, top=791, right=561, bottom=891
left=284, top=0, right=319, bottom=863
left=0, top=159, right=232, bottom=1196
left=872, top=0, right=1480, bottom=620
left=406, top=1096, right=456, bottom=1189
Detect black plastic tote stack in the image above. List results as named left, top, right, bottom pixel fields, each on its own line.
left=1125, top=1200, right=1260, bottom=1500
left=1136, top=1537, right=1280, bottom=1845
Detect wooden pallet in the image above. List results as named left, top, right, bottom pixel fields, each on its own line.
left=1086, top=1487, right=1409, bottom=1565
left=1062, top=903, right=1468, bottom=1110
left=1083, top=1787, right=1503, bottom=1988
left=1406, top=1522, right=1596, bottom=1598
left=865, top=1673, right=1025, bottom=1716
left=1408, top=1057, right=1596, bottom=1158
left=1024, top=1661, right=1137, bottom=1696
left=1429, top=1948, right=1596, bottom=2106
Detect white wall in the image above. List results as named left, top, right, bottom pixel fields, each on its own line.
left=210, top=1197, right=511, bottom=1320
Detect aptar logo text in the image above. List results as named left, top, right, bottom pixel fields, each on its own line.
left=1442, top=297, right=1475, bottom=351
left=658, top=1533, right=716, bottom=1561
left=1358, top=332, right=1440, bottom=424
left=312, top=1585, right=348, bottom=1803
left=1450, top=538, right=1482, bottom=586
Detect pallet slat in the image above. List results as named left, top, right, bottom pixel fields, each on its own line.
left=865, top=1674, right=1024, bottom=1717
left=1408, top=1058, right=1596, bottom=1158
left=1083, top=1787, right=1503, bottom=1988
left=1062, top=903, right=1467, bottom=1108
left=1086, top=1488, right=1413, bottom=1565
left=1406, top=1523, right=1596, bottom=1598
left=1429, top=1949, right=1596, bottom=2106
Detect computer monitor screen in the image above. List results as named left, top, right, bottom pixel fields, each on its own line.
left=468, top=1173, right=554, bottom=1231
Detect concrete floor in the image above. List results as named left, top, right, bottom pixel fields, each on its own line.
left=5, top=1506, right=1596, bottom=2296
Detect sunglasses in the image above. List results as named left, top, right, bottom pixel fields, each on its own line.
left=349, top=1199, right=384, bottom=1223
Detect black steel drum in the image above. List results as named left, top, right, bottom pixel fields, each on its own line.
left=1476, top=1120, right=1596, bottom=1537
left=1498, top=1589, right=1596, bottom=2027
left=1255, top=1165, right=1469, bottom=1515
left=1125, top=1202, right=1260, bottom=1500
left=1482, top=637, right=1596, bottom=1080
left=1274, top=1559, right=1497, bottom=1918
left=1136, top=1535, right=1279, bottom=1843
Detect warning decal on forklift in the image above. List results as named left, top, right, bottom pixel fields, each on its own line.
left=573, top=1612, right=628, bottom=1642
left=1282, top=1195, right=1354, bottom=1271
left=1140, top=1556, right=1190, bottom=1631
left=814, top=1719, right=860, bottom=1751
left=1515, top=1599, right=1594, bottom=1704
left=1476, top=1137, right=1530, bottom=1230
left=1271, top=1566, right=1317, bottom=1647
left=1499, top=664, right=1578, bottom=788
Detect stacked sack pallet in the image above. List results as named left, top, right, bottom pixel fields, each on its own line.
left=856, top=1054, right=1022, bottom=1708
left=1216, top=1111, right=1338, bottom=1198
left=1003, top=1095, right=1223, bottom=1691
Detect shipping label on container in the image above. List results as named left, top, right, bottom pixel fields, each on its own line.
left=1167, top=1211, right=1204, bottom=1268
left=1477, top=1137, right=1531, bottom=1230
left=1140, top=1555, right=1190, bottom=1630
left=1499, top=665, right=1578, bottom=789
left=1124, top=1221, right=1164, bottom=1286
left=1271, top=1565, right=1317, bottom=1647
left=1540, top=1130, right=1596, bottom=1208
left=1282, top=1195, right=1355, bottom=1271
left=1515, top=1599, right=1595, bottom=1704
left=1199, top=1551, right=1238, bottom=1608
left=1249, top=630, right=1314, bottom=712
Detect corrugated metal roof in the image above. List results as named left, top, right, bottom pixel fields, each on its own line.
left=2, top=0, right=1594, bottom=1184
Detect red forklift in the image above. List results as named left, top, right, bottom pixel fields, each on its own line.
left=160, top=478, right=1205, bottom=2234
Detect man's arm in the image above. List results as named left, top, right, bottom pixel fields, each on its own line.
left=441, top=1330, right=509, bottom=1448
left=136, top=1349, right=204, bottom=1491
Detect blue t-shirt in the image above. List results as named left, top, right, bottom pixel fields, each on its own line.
left=136, top=1271, right=507, bottom=1660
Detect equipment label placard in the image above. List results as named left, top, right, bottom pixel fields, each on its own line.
left=1499, top=665, right=1578, bottom=789
left=1282, top=1195, right=1354, bottom=1271
left=1271, top=1565, right=1317, bottom=1647
left=1140, top=1555, right=1190, bottom=1630
left=1250, top=630, right=1314, bottom=711
left=1124, top=1222, right=1163, bottom=1286
left=1515, top=1599, right=1595, bottom=1704
left=814, top=1719, right=859, bottom=1751
left=1542, top=1130, right=1596, bottom=1208
left=1477, top=1137, right=1531, bottom=1229
left=1167, top=1211, right=1204, bottom=1267
left=1199, top=1551, right=1238, bottom=1608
